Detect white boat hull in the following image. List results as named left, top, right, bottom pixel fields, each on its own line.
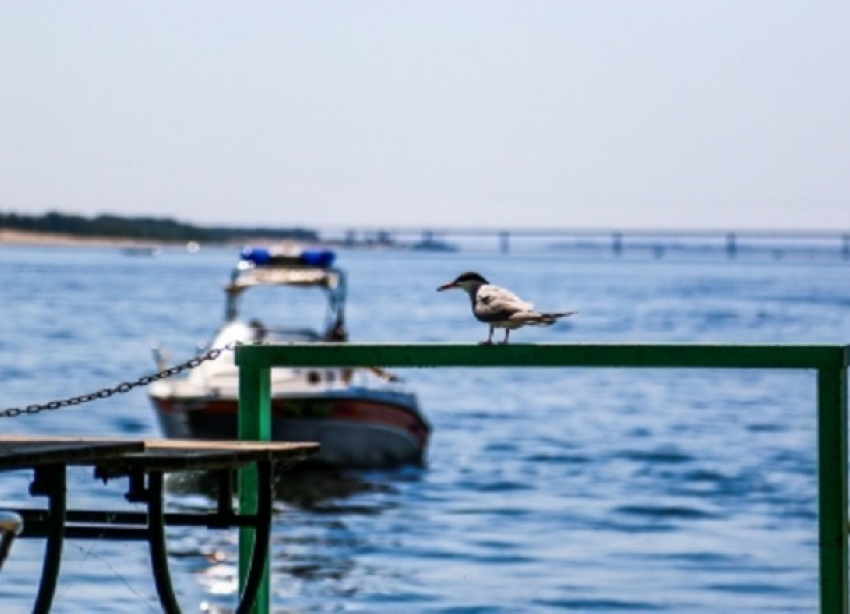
left=151, top=389, right=430, bottom=468
left=147, top=249, right=431, bottom=469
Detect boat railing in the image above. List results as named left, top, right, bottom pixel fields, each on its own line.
left=263, top=327, right=322, bottom=343
left=235, top=342, right=849, bottom=614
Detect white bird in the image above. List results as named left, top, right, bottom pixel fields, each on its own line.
left=437, top=271, right=576, bottom=344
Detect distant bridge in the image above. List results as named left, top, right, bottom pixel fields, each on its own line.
left=323, top=227, right=850, bottom=258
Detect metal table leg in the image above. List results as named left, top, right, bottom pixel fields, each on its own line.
left=236, top=460, right=273, bottom=614
left=146, top=471, right=183, bottom=614
left=30, top=464, right=67, bottom=614
left=144, top=462, right=274, bottom=614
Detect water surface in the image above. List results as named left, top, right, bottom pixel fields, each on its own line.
left=1, top=245, right=848, bottom=612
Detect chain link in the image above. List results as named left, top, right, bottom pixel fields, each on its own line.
left=0, top=343, right=237, bottom=419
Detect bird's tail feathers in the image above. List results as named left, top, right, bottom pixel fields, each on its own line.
left=546, top=311, right=577, bottom=318
left=522, top=311, right=577, bottom=325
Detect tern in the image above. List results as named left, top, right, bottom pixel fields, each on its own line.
left=437, top=271, right=576, bottom=344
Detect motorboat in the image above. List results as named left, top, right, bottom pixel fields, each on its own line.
left=121, top=245, right=161, bottom=257
left=148, top=246, right=430, bottom=468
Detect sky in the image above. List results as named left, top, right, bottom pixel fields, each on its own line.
left=1, top=2, right=849, bottom=231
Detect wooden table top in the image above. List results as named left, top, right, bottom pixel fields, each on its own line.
left=103, top=439, right=320, bottom=474
left=0, top=439, right=145, bottom=471
left=0, top=436, right=319, bottom=474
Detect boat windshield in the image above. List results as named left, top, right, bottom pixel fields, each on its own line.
left=235, top=284, right=334, bottom=337
left=224, top=263, right=346, bottom=339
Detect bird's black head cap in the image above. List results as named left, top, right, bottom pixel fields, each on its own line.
left=454, top=271, right=489, bottom=284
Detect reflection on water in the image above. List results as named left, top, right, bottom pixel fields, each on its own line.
left=274, top=468, right=402, bottom=512
left=162, top=466, right=420, bottom=609
left=164, top=465, right=408, bottom=511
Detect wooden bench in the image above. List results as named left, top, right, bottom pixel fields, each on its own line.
left=0, top=436, right=319, bottom=614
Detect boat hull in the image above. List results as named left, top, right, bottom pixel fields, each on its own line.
left=151, top=393, right=430, bottom=468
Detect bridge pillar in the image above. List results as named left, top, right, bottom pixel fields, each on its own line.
left=726, top=233, right=737, bottom=258
left=499, top=231, right=510, bottom=254
left=612, top=233, right=623, bottom=257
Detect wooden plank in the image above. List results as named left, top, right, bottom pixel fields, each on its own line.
left=141, top=438, right=317, bottom=454
left=0, top=439, right=145, bottom=471
left=0, top=436, right=319, bottom=473
left=101, top=439, right=320, bottom=473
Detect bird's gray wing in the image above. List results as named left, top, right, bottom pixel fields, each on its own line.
left=474, top=285, right=535, bottom=322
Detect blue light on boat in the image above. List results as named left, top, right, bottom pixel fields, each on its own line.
left=240, top=247, right=271, bottom=264
left=239, top=246, right=335, bottom=267
left=300, top=249, right=335, bottom=267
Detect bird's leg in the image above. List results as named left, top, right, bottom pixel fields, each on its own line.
left=500, top=329, right=511, bottom=344
left=479, top=326, right=494, bottom=345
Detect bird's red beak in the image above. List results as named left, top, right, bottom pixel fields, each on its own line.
left=437, top=282, right=456, bottom=292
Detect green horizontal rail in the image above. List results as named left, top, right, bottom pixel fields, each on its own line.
left=236, top=342, right=849, bottom=370
left=236, top=342, right=849, bottom=614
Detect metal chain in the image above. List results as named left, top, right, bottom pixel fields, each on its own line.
left=0, top=343, right=237, bottom=419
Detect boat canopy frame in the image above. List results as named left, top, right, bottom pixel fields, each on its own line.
left=224, top=264, right=348, bottom=336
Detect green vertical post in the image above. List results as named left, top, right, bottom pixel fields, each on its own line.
left=235, top=342, right=850, bottom=611
left=238, top=361, right=272, bottom=614
left=817, top=367, right=848, bottom=614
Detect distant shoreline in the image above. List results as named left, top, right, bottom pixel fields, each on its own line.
left=0, top=229, right=430, bottom=252
left=0, top=229, right=164, bottom=248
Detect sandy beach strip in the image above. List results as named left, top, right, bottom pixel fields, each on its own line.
left=0, top=229, right=163, bottom=248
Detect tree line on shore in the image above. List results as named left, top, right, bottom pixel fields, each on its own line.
left=0, top=211, right=318, bottom=243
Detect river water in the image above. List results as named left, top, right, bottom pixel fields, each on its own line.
left=1, top=243, right=849, bottom=612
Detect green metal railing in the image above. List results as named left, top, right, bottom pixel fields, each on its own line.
left=236, top=343, right=849, bottom=614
